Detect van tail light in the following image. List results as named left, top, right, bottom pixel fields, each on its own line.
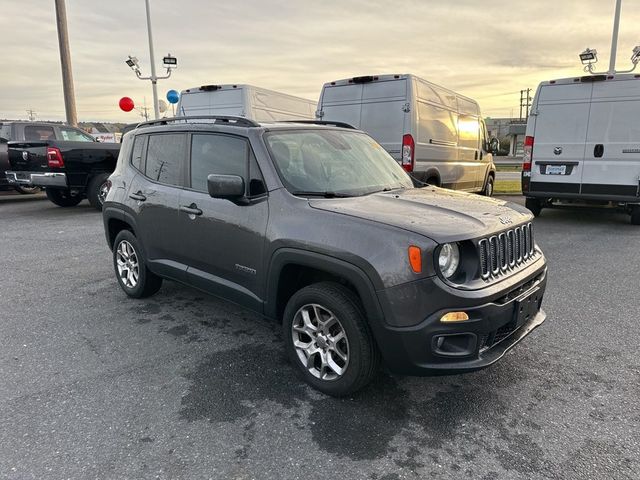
left=522, top=136, right=534, bottom=172
left=401, top=134, right=415, bottom=172
left=521, top=136, right=534, bottom=193
left=47, top=147, right=65, bottom=168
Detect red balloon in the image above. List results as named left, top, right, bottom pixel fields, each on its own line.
left=119, top=97, right=135, bottom=112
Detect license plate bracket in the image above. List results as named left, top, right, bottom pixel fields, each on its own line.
left=514, top=287, right=542, bottom=328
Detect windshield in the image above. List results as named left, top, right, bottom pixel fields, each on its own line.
left=265, top=129, right=413, bottom=196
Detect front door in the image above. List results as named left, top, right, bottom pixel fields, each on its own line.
left=177, top=133, right=268, bottom=312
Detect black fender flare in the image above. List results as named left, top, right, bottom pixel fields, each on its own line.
left=265, top=248, right=385, bottom=327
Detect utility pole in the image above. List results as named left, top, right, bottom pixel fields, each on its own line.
left=519, top=89, right=532, bottom=121
left=54, top=0, right=78, bottom=126
left=144, top=0, right=159, bottom=119
left=26, top=109, right=37, bottom=122
left=608, top=0, right=623, bottom=74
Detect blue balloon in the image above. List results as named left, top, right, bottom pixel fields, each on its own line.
left=166, top=89, right=180, bottom=104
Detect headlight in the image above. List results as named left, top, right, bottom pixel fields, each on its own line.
left=438, top=243, right=460, bottom=279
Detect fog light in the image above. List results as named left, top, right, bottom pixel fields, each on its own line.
left=440, top=311, right=470, bottom=323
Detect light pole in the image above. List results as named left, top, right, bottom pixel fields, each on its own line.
left=125, top=0, right=177, bottom=119
left=54, top=0, right=78, bottom=126
left=608, top=0, right=623, bottom=74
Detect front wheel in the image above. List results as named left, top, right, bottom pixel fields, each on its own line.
left=87, top=173, right=111, bottom=211
left=45, top=188, right=82, bottom=207
left=525, top=197, right=542, bottom=217
left=113, top=230, right=163, bottom=298
left=283, top=282, right=380, bottom=397
left=482, top=175, right=495, bottom=197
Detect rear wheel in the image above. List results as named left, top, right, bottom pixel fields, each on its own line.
left=45, top=188, right=82, bottom=207
left=113, top=230, right=162, bottom=298
left=14, top=185, right=40, bottom=195
left=631, top=206, right=640, bottom=225
left=525, top=197, right=542, bottom=217
left=283, top=282, right=380, bottom=397
left=425, top=177, right=440, bottom=187
left=482, top=175, right=495, bottom=197
left=87, top=173, right=111, bottom=211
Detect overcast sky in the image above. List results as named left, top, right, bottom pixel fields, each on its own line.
left=1, top=0, right=639, bottom=122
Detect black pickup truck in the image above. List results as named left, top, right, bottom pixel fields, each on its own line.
left=3, top=121, right=120, bottom=210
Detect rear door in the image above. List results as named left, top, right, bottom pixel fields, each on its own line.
left=125, top=132, right=187, bottom=281
left=320, top=79, right=409, bottom=160
left=582, top=78, right=640, bottom=198
left=359, top=79, right=408, bottom=160
left=530, top=83, right=593, bottom=195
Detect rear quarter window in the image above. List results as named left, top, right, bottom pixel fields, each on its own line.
left=145, top=133, right=187, bottom=186
left=24, top=125, right=55, bottom=141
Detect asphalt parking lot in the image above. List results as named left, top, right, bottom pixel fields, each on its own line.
left=1, top=195, right=639, bottom=480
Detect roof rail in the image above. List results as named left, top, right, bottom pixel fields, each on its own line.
left=282, top=120, right=356, bottom=129
left=135, top=115, right=260, bottom=129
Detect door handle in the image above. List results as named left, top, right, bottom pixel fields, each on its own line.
left=594, top=144, right=604, bottom=158
left=180, top=204, right=203, bottom=216
left=129, top=191, right=146, bottom=201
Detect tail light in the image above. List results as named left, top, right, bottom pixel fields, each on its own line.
left=401, top=134, right=415, bottom=172
left=47, top=147, right=64, bottom=168
left=522, top=136, right=534, bottom=172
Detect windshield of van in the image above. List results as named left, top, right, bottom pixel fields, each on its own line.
left=265, top=129, right=413, bottom=197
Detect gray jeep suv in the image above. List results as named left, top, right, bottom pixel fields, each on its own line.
left=102, top=116, right=547, bottom=396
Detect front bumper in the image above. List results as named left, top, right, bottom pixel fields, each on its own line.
left=5, top=171, right=67, bottom=188
left=373, top=260, right=548, bottom=376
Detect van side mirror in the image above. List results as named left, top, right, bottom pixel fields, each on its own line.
left=207, top=174, right=245, bottom=199
left=488, top=137, right=500, bottom=154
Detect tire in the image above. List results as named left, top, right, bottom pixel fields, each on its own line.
left=14, top=185, right=41, bottom=195
left=87, top=173, right=111, bottom=211
left=631, top=206, right=640, bottom=225
left=482, top=175, right=495, bottom=197
left=113, top=230, right=163, bottom=298
left=283, top=282, right=380, bottom=397
left=425, top=177, right=440, bottom=187
left=45, top=188, right=82, bottom=207
left=525, top=197, right=542, bottom=217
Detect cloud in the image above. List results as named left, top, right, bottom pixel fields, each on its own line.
left=2, top=0, right=639, bottom=121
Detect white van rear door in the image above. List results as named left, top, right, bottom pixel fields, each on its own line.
left=582, top=78, right=640, bottom=198
left=531, top=83, right=592, bottom=194
left=358, top=80, right=408, bottom=160
left=320, top=84, right=365, bottom=130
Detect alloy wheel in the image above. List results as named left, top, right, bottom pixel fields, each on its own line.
left=116, top=240, right=139, bottom=288
left=291, top=303, right=349, bottom=380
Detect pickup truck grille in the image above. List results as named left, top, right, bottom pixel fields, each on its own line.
left=478, top=223, right=536, bottom=280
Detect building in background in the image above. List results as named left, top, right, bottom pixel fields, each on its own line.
left=485, top=117, right=527, bottom=157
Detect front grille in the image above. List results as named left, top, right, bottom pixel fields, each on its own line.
left=478, top=223, right=536, bottom=280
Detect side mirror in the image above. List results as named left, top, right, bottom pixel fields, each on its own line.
left=207, top=174, right=245, bottom=199
left=488, top=137, right=500, bottom=154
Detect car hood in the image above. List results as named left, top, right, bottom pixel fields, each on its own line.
left=308, top=187, right=533, bottom=243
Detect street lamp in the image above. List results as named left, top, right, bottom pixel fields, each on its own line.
left=125, top=0, right=177, bottom=119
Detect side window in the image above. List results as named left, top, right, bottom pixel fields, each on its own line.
left=190, top=134, right=248, bottom=193
left=0, top=124, right=10, bottom=140
left=60, top=127, right=95, bottom=142
left=458, top=115, right=480, bottom=150
left=130, top=136, right=145, bottom=172
left=24, top=125, right=55, bottom=141
left=145, top=133, right=186, bottom=185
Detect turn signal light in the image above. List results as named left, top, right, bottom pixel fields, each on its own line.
left=408, top=245, right=422, bottom=273
left=440, top=312, right=470, bottom=323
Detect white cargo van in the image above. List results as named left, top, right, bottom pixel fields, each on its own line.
left=316, top=74, right=496, bottom=195
left=176, top=84, right=316, bottom=122
left=522, top=74, right=640, bottom=224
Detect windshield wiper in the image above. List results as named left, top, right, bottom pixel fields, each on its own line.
left=290, top=190, right=353, bottom=198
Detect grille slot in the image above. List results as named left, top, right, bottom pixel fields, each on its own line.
left=478, top=223, right=536, bottom=280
